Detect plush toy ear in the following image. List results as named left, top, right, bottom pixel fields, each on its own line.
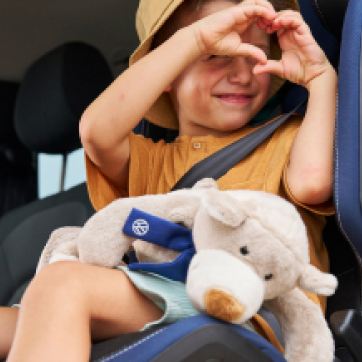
left=192, top=178, right=219, bottom=190
left=298, top=264, right=338, bottom=296
left=202, top=189, right=246, bottom=228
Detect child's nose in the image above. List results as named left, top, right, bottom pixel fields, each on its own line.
left=227, top=57, right=254, bottom=85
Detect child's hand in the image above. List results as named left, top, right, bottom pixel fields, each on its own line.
left=189, top=0, right=277, bottom=65
left=254, top=10, right=332, bottom=89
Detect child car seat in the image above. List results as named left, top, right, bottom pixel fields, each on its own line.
left=0, top=41, right=288, bottom=362
left=329, top=0, right=362, bottom=359
left=93, top=1, right=362, bottom=361
left=2, top=0, right=362, bottom=359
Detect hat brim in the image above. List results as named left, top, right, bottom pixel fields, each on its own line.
left=131, top=0, right=299, bottom=130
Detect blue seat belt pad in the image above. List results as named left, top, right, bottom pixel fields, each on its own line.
left=123, top=208, right=195, bottom=282
left=103, top=314, right=287, bottom=362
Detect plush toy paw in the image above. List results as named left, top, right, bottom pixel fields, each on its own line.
left=36, top=227, right=81, bottom=273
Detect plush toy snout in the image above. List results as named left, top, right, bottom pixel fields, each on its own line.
left=186, top=249, right=265, bottom=324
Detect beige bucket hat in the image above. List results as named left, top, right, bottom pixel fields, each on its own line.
left=130, top=0, right=300, bottom=130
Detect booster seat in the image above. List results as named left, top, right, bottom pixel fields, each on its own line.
left=1, top=0, right=362, bottom=361
left=93, top=0, right=362, bottom=361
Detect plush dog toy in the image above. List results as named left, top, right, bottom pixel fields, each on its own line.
left=36, top=178, right=337, bottom=362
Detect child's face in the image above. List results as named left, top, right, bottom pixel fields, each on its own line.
left=168, top=0, right=271, bottom=136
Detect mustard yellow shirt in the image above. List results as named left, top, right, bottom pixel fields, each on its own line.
left=85, top=115, right=334, bottom=350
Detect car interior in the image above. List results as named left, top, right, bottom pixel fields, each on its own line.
left=1, top=0, right=361, bottom=361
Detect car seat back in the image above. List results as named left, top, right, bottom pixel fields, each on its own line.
left=0, top=81, right=37, bottom=218
left=328, top=1, right=362, bottom=358
left=334, top=0, right=362, bottom=255
left=0, top=42, right=113, bottom=306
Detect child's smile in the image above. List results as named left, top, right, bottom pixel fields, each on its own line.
left=215, top=93, right=254, bottom=106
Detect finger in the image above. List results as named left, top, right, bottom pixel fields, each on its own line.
left=234, top=43, right=268, bottom=64
left=271, top=17, right=307, bottom=35
left=256, top=17, right=273, bottom=31
left=258, top=0, right=275, bottom=11
left=233, top=5, right=276, bottom=35
left=253, top=60, right=284, bottom=77
left=257, top=18, right=266, bottom=30
left=243, top=0, right=275, bottom=12
left=273, top=10, right=303, bottom=24
left=234, top=3, right=277, bottom=25
left=274, top=15, right=304, bottom=29
left=249, top=3, right=278, bottom=32
left=276, top=9, right=303, bottom=18
left=271, top=11, right=306, bottom=33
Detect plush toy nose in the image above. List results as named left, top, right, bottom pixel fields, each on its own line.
left=205, top=289, right=245, bottom=323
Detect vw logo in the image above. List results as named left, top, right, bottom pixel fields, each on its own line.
left=132, top=219, right=149, bottom=236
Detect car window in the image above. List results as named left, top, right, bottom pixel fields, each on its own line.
left=38, top=148, right=85, bottom=198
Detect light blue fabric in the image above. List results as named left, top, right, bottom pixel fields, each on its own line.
left=118, top=266, right=199, bottom=331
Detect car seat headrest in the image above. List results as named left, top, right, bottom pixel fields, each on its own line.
left=14, top=42, right=113, bottom=154
left=0, top=81, right=19, bottom=145
left=0, top=81, right=31, bottom=167
left=313, top=0, right=348, bottom=40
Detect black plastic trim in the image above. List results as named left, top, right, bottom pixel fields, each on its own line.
left=152, top=324, right=274, bottom=362
left=360, top=36, right=362, bottom=212
left=330, top=309, right=362, bottom=362
left=313, top=0, right=349, bottom=39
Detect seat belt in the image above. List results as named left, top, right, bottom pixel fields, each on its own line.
left=171, top=99, right=306, bottom=345
left=171, top=100, right=306, bottom=191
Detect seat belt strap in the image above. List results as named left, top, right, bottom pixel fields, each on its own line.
left=171, top=101, right=306, bottom=191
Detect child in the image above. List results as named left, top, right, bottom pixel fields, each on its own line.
left=1, top=0, right=337, bottom=360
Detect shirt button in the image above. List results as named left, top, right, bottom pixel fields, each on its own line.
left=192, top=142, right=202, bottom=149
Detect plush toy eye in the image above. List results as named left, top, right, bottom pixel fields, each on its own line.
left=264, top=273, right=273, bottom=281
left=240, top=246, right=249, bottom=255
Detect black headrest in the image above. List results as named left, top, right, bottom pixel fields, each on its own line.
left=14, top=42, right=113, bottom=154
left=0, top=81, right=19, bottom=145
left=313, top=0, right=349, bottom=40
left=0, top=81, right=31, bottom=167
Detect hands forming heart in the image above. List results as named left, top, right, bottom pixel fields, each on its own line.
left=191, top=0, right=332, bottom=89
left=254, top=8, right=331, bottom=89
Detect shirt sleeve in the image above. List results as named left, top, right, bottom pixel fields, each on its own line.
left=84, top=153, right=128, bottom=212
left=128, top=133, right=164, bottom=197
left=282, top=166, right=335, bottom=216
left=84, top=132, right=162, bottom=211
